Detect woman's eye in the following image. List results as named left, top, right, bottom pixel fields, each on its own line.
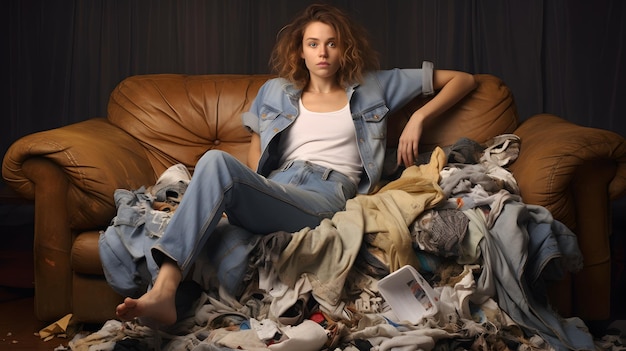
left=308, top=42, right=318, bottom=48
left=328, top=42, right=336, bottom=48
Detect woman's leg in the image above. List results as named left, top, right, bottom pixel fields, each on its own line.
left=117, top=151, right=356, bottom=324
left=153, top=151, right=355, bottom=275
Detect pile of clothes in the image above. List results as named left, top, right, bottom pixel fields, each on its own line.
left=87, top=134, right=596, bottom=351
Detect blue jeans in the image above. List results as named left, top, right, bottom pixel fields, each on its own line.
left=152, top=150, right=358, bottom=276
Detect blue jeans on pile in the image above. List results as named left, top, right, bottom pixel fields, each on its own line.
left=152, top=150, right=357, bottom=277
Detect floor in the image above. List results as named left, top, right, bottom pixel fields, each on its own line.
left=0, top=288, right=59, bottom=351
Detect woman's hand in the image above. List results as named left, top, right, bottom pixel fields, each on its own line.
left=397, top=114, right=425, bottom=167
left=396, top=70, right=476, bottom=168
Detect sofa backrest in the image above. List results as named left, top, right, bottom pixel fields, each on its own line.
left=107, top=73, right=518, bottom=175
left=108, top=74, right=273, bottom=174
left=387, top=74, right=519, bottom=151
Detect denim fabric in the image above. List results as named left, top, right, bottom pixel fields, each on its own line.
left=242, top=63, right=434, bottom=195
left=99, top=187, right=264, bottom=298
left=99, top=187, right=171, bottom=297
left=202, top=218, right=261, bottom=297
left=151, top=150, right=357, bottom=276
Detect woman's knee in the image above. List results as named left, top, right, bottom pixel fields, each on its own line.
left=195, top=150, right=248, bottom=180
left=196, top=150, right=231, bottom=169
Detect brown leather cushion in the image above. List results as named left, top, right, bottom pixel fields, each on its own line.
left=108, top=74, right=274, bottom=176
left=71, top=231, right=104, bottom=275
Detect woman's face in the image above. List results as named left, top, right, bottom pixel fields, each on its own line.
left=301, top=21, right=341, bottom=81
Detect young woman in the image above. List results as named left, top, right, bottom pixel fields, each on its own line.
left=115, top=3, right=476, bottom=325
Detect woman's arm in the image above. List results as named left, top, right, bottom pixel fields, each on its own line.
left=397, top=69, right=476, bottom=167
left=247, top=132, right=261, bottom=170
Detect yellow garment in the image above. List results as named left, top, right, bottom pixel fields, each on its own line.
left=363, top=146, right=446, bottom=271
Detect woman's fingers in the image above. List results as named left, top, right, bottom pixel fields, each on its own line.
left=397, top=141, right=418, bottom=168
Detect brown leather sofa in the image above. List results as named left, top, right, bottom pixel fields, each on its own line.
left=3, top=73, right=626, bottom=324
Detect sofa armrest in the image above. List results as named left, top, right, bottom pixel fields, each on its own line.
left=510, top=114, right=626, bottom=228
left=510, top=114, right=626, bottom=320
left=2, top=117, right=156, bottom=229
left=2, top=117, right=158, bottom=320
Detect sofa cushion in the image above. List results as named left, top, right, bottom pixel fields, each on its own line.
left=72, top=231, right=104, bottom=275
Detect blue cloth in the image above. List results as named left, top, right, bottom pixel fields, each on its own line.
left=477, top=202, right=594, bottom=351
left=203, top=219, right=260, bottom=296
left=242, top=63, right=434, bottom=195
left=99, top=187, right=170, bottom=297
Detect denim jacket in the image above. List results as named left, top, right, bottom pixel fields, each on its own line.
left=242, top=61, right=434, bottom=194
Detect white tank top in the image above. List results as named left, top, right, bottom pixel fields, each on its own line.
left=278, top=99, right=362, bottom=185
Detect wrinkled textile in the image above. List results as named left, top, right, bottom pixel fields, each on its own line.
left=474, top=201, right=594, bottom=351
left=150, top=163, right=192, bottom=203
left=99, top=164, right=192, bottom=297
left=99, top=187, right=172, bottom=297
left=275, top=147, right=446, bottom=318
left=410, top=208, right=469, bottom=257
left=480, top=133, right=521, bottom=167
left=415, top=136, right=485, bottom=166
left=479, top=134, right=520, bottom=194
left=365, top=146, right=447, bottom=271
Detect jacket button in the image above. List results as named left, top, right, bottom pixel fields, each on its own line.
left=273, top=128, right=279, bottom=133
left=261, top=113, right=267, bottom=118
left=374, top=115, right=380, bottom=120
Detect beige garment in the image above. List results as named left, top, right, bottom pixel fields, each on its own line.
left=276, top=147, right=446, bottom=313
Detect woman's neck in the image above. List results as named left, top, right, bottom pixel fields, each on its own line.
left=305, top=77, right=341, bottom=94
left=301, top=81, right=347, bottom=112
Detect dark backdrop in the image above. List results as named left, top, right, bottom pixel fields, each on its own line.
left=3, top=0, right=626, bottom=160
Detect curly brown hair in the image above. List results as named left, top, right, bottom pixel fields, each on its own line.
left=269, top=4, right=380, bottom=89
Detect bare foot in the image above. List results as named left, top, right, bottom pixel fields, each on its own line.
left=115, top=259, right=182, bottom=326
left=115, top=290, right=177, bottom=326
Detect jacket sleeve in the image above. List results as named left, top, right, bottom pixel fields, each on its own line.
left=371, top=62, right=433, bottom=114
